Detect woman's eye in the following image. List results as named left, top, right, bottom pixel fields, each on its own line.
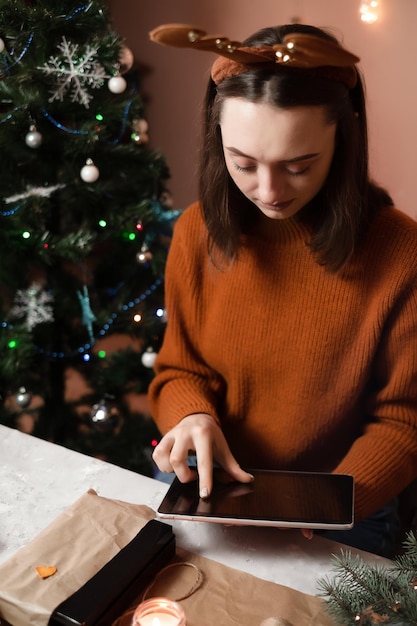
left=285, top=165, right=312, bottom=177
left=232, top=162, right=256, bottom=173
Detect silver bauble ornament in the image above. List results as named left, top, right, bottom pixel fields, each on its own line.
left=131, top=118, right=149, bottom=144
left=90, top=396, right=121, bottom=433
left=90, top=399, right=110, bottom=424
left=15, top=386, right=32, bottom=408
left=136, top=243, right=153, bottom=264
left=119, top=46, right=134, bottom=74
left=25, top=126, right=42, bottom=149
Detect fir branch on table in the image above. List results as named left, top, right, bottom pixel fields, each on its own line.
left=317, top=532, right=417, bottom=625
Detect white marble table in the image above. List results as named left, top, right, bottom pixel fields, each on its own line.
left=0, top=425, right=389, bottom=598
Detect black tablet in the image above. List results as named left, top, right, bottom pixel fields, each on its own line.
left=157, top=468, right=354, bottom=530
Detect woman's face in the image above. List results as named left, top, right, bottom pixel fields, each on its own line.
left=220, top=98, right=337, bottom=220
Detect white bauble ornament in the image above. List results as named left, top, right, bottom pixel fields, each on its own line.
left=141, top=347, right=157, bottom=368
left=0, top=38, right=5, bottom=53
left=80, top=159, right=99, bottom=182
left=108, top=75, right=127, bottom=94
left=25, top=126, right=42, bottom=149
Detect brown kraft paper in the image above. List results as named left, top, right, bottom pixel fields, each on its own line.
left=0, top=491, right=334, bottom=626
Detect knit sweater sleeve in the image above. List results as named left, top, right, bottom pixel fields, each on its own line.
left=334, top=215, right=417, bottom=520
left=148, top=202, right=225, bottom=433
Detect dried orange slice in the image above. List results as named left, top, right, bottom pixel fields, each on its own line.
left=35, top=565, right=57, bottom=579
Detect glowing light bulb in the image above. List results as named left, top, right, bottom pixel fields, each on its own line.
left=359, top=0, right=379, bottom=23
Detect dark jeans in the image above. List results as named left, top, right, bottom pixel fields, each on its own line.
left=318, top=498, right=402, bottom=559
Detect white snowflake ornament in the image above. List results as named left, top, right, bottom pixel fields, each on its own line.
left=38, top=36, right=110, bottom=108
left=10, top=283, right=54, bottom=331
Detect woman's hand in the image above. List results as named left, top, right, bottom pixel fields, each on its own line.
left=153, top=414, right=314, bottom=541
left=152, top=413, right=254, bottom=498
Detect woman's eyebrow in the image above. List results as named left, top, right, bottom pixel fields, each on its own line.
left=225, top=146, right=319, bottom=163
left=283, top=153, right=319, bottom=164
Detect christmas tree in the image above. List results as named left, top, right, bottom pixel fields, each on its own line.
left=0, top=0, right=178, bottom=476
left=318, top=532, right=417, bottom=625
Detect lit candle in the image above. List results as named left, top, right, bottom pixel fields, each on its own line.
left=132, top=597, right=186, bottom=626
left=135, top=614, right=178, bottom=626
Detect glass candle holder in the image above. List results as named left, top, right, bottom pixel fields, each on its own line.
left=132, top=597, right=186, bottom=626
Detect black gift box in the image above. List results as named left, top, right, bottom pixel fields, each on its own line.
left=48, top=519, right=175, bottom=626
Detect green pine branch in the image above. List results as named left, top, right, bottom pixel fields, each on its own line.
left=318, top=532, right=417, bottom=624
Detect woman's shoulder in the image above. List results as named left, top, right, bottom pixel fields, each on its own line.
left=173, top=201, right=205, bottom=233
left=360, top=206, right=417, bottom=278
left=176, top=200, right=204, bottom=225
left=369, top=206, right=417, bottom=254
left=172, top=201, right=207, bottom=246
left=375, top=206, right=417, bottom=237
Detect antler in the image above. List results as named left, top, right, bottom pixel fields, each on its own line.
left=149, top=23, right=360, bottom=87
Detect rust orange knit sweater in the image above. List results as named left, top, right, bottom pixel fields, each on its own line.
left=149, top=201, right=417, bottom=521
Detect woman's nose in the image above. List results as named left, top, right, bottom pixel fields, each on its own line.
left=257, top=168, right=286, bottom=203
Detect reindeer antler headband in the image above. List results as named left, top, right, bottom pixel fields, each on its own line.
left=149, top=23, right=360, bottom=89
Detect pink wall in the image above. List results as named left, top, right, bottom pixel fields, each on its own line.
left=107, top=0, right=417, bottom=220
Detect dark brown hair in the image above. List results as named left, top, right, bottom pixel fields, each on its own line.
left=198, top=23, right=392, bottom=272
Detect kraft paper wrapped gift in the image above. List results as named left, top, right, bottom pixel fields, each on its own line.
left=114, top=546, right=335, bottom=626
left=0, top=490, right=334, bottom=626
left=0, top=490, right=156, bottom=626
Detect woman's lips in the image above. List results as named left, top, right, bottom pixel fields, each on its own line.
left=260, top=199, right=295, bottom=212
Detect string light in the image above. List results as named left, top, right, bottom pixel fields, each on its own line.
left=359, top=0, right=379, bottom=23
left=0, top=32, right=34, bottom=75
left=3, top=278, right=163, bottom=359
left=1, top=204, right=21, bottom=217
left=65, top=3, right=92, bottom=21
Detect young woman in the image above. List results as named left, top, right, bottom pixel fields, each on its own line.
left=148, top=23, right=417, bottom=557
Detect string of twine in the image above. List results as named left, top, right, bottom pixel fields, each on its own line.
left=112, top=561, right=204, bottom=625
left=143, top=561, right=204, bottom=601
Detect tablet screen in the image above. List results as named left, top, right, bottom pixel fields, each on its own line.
left=157, top=469, right=354, bottom=529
